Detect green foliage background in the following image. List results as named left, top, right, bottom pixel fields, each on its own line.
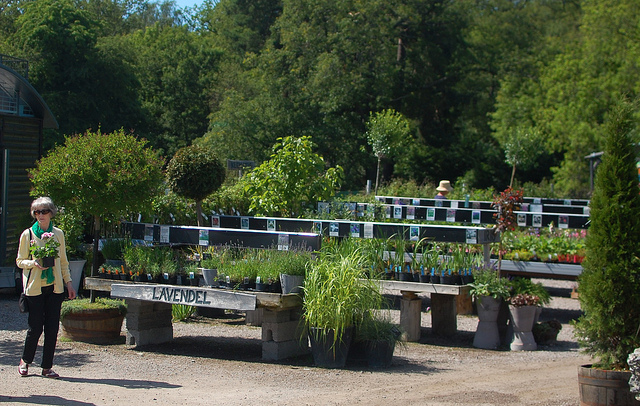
left=1, top=0, right=639, bottom=196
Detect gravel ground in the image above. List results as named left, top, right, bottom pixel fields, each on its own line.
left=0, top=278, right=591, bottom=406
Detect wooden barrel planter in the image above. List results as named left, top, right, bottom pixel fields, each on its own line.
left=578, top=364, right=640, bottom=406
left=61, top=308, right=125, bottom=344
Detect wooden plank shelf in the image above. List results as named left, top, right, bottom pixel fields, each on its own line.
left=499, top=260, right=582, bottom=280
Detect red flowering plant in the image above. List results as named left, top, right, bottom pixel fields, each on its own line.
left=492, top=187, right=524, bottom=271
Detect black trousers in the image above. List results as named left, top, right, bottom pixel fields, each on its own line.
left=22, top=285, right=64, bottom=369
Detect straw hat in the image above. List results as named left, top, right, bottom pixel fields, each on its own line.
left=436, top=180, right=453, bottom=192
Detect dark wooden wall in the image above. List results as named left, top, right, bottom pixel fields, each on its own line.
left=0, top=115, right=42, bottom=266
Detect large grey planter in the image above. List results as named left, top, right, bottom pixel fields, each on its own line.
left=473, top=295, right=502, bottom=350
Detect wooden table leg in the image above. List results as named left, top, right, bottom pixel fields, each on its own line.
left=431, top=293, right=457, bottom=336
left=400, top=291, right=422, bottom=342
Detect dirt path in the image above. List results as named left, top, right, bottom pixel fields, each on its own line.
left=0, top=279, right=590, bottom=406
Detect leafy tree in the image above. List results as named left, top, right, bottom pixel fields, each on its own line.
left=124, top=23, right=222, bottom=157
left=29, top=128, right=164, bottom=276
left=166, top=144, right=226, bottom=226
left=204, top=0, right=471, bottom=189
left=365, top=109, right=411, bottom=194
left=8, top=0, right=145, bottom=147
left=501, top=127, right=544, bottom=187
left=573, top=99, right=640, bottom=370
left=242, top=136, right=343, bottom=217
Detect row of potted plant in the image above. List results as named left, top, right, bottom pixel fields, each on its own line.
left=360, top=238, right=483, bottom=285
left=97, top=240, right=313, bottom=292
left=199, top=246, right=310, bottom=293
left=500, top=227, right=587, bottom=264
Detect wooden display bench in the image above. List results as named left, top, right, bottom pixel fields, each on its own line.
left=84, top=278, right=307, bottom=361
left=377, top=280, right=471, bottom=341
left=500, top=260, right=582, bottom=280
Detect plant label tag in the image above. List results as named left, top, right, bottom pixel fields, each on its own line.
left=329, top=222, right=339, bottom=237
left=532, top=214, right=542, bottom=227
left=198, top=229, right=209, bottom=246
left=394, top=205, right=402, bottom=219
left=517, top=213, right=527, bottom=227
left=466, top=229, right=477, bottom=244
left=410, top=226, right=419, bottom=241
left=350, top=223, right=360, bottom=238
left=160, top=226, right=170, bottom=243
left=446, top=209, right=456, bottom=222
left=472, top=210, right=481, bottom=224
left=407, top=206, right=415, bottom=220
left=559, top=215, right=569, bottom=229
left=364, top=223, right=374, bottom=239
left=427, top=208, right=435, bottom=221
left=267, top=219, right=276, bottom=231
left=278, top=234, right=289, bottom=250
left=144, top=225, right=154, bottom=241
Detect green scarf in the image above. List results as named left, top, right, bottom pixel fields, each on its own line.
left=32, top=221, right=55, bottom=284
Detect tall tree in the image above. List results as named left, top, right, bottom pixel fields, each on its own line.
left=366, top=109, right=411, bottom=194
left=10, top=0, right=144, bottom=147
left=124, top=23, right=222, bottom=157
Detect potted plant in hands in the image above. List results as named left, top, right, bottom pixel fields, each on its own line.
left=469, top=267, right=511, bottom=350
left=29, top=231, right=60, bottom=268
left=573, top=101, right=640, bottom=405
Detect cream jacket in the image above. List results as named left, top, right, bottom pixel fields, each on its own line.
left=16, top=226, right=71, bottom=296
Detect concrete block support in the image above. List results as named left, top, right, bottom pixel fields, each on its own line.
left=124, top=299, right=173, bottom=346
left=245, top=308, right=264, bottom=326
left=261, top=308, right=308, bottom=360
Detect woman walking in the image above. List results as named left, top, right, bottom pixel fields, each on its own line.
left=16, top=197, right=76, bottom=378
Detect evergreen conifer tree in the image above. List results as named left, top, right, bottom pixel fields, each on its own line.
left=574, top=99, right=640, bottom=369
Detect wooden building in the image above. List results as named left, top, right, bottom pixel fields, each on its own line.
left=0, top=55, right=58, bottom=267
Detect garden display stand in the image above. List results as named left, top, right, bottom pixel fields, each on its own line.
left=84, top=277, right=308, bottom=361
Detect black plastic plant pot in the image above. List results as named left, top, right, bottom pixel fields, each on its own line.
left=309, top=327, right=353, bottom=369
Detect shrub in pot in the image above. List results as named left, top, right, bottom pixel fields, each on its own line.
left=61, top=298, right=127, bottom=344
left=352, top=313, right=404, bottom=368
left=469, top=267, right=511, bottom=350
left=573, top=100, right=640, bottom=405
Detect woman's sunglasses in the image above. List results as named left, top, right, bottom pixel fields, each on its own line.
left=33, top=209, right=51, bottom=215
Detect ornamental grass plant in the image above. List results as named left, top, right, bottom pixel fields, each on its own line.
left=303, top=239, right=383, bottom=348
